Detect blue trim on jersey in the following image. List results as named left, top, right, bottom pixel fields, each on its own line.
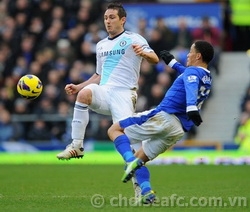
left=119, top=109, right=160, bottom=128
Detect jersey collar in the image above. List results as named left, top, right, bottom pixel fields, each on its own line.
left=108, top=30, right=125, bottom=40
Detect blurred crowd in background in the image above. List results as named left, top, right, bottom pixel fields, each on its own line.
left=0, top=0, right=249, bottom=145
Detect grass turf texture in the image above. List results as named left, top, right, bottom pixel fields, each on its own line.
left=0, top=150, right=248, bottom=165
left=0, top=164, right=249, bottom=212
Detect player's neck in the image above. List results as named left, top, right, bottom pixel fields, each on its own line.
left=108, top=29, right=125, bottom=39
left=195, top=61, right=207, bottom=69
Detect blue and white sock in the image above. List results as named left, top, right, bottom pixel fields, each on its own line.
left=114, top=135, right=135, bottom=162
left=135, top=166, right=151, bottom=195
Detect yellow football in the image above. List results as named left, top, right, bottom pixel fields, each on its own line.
left=17, top=74, right=43, bottom=99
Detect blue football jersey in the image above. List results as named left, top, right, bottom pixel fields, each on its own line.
left=156, top=61, right=212, bottom=131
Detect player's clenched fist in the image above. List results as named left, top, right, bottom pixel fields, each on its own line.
left=65, top=84, right=79, bottom=95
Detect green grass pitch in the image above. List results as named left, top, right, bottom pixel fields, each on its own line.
left=0, top=164, right=250, bottom=211
left=0, top=151, right=250, bottom=211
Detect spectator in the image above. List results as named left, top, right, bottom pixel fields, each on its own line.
left=147, top=83, right=165, bottom=109
left=55, top=39, right=75, bottom=65
left=171, top=17, right=193, bottom=65
left=0, top=109, right=14, bottom=142
left=28, top=16, right=44, bottom=42
left=148, top=28, right=168, bottom=56
left=51, top=100, right=71, bottom=142
left=135, top=17, right=151, bottom=40
left=234, top=112, right=250, bottom=153
left=32, top=97, right=56, bottom=115
left=12, top=56, right=28, bottom=80
left=155, top=16, right=176, bottom=50
left=192, top=16, right=222, bottom=75
left=33, top=0, right=53, bottom=30
left=80, top=23, right=107, bottom=65
left=53, top=56, right=69, bottom=80
left=13, top=98, right=29, bottom=115
left=93, top=116, right=112, bottom=141
left=27, top=119, right=51, bottom=141
left=173, top=17, right=193, bottom=50
left=18, top=34, right=36, bottom=66
left=67, top=23, right=86, bottom=57
left=0, top=80, right=15, bottom=112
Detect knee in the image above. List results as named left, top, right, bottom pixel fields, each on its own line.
left=107, top=124, right=115, bottom=141
left=77, top=89, right=92, bottom=105
left=107, top=122, right=123, bottom=141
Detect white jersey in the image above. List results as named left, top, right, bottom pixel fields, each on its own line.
left=96, top=31, right=154, bottom=89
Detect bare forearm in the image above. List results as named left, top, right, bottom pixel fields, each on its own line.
left=77, top=73, right=100, bottom=90
left=132, top=44, right=159, bottom=64
left=141, top=51, right=159, bottom=64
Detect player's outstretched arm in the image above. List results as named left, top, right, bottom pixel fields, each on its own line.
left=65, top=73, right=101, bottom=95
left=132, top=44, right=159, bottom=64
left=160, top=50, right=186, bottom=74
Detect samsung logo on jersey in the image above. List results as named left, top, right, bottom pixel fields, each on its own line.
left=202, top=75, right=212, bottom=84
left=99, top=49, right=125, bottom=57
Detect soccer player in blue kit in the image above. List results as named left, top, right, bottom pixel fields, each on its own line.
left=108, top=40, right=214, bottom=204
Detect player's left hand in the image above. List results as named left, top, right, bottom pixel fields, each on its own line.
left=187, top=111, right=203, bottom=126
left=160, top=50, right=174, bottom=65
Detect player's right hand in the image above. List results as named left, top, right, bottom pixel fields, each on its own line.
left=160, top=50, right=174, bottom=65
left=65, top=84, right=78, bottom=95
left=187, top=111, right=203, bottom=126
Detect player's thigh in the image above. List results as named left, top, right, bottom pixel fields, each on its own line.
left=142, top=138, right=169, bottom=160
left=142, top=114, right=185, bottom=160
left=124, top=109, right=156, bottom=144
left=83, top=84, right=111, bottom=115
left=142, top=136, right=182, bottom=160
left=110, top=88, right=137, bottom=122
left=126, top=111, right=185, bottom=159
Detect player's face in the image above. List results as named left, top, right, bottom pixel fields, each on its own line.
left=104, top=9, right=126, bottom=38
left=186, top=44, right=200, bottom=66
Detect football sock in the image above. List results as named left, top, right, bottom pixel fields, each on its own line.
left=71, top=101, right=89, bottom=147
left=135, top=166, right=151, bottom=195
left=114, top=135, right=135, bottom=162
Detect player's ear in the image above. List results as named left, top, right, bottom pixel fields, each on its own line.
left=196, top=52, right=202, bottom=60
left=121, top=16, right=126, bottom=26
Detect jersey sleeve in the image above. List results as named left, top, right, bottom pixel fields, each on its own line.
left=183, top=67, right=199, bottom=110
left=171, top=61, right=186, bottom=75
left=133, top=33, right=154, bottom=53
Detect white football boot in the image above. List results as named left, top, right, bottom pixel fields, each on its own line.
left=57, top=142, right=84, bottom=160
left=132, top=176, right=141, bottom=200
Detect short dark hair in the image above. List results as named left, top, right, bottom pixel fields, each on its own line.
left=106, top=2, right=127, bottom=18
left=194, top=40, right=214, bottom=64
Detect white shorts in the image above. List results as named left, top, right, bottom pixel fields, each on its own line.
left=83, top=84, right=137, bottom=123
left=124, top=110, right=185, bottom=160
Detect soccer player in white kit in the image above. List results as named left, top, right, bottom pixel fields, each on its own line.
left=56, top=2, right=159, bottom=194
left=108, top=40, right=214, bottom=204
left=57, top=1, right=158, bottom=157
